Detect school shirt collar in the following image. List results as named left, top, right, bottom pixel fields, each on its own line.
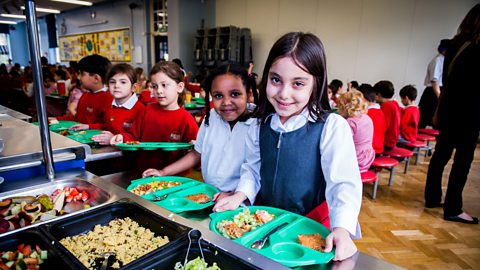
left=92, top=86, right=108, bottom=93
left=268, top=107, right=316, bottom=133
left=112, top=94, right=138, bottom=109
left=368, top=103, right=381, bottom=109
left=404, top=104, right=417, bottom=108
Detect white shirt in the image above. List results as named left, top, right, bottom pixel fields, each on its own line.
left=194, top=109, right=260, bottom=205
left=424, top=54, right=444, bottom=87
left=112, top=93, right=138, bottom=109
left=240, top=109, right=362, bottom=238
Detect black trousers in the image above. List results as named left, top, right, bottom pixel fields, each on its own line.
left=418, top=87, right=438, bottom=128
left=424, top=129, right=479, bottom=216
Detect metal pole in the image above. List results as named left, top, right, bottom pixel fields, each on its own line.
left=25, top=0, right=55, bottom=180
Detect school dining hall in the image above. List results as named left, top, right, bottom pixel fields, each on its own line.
left=0, top=0, right=478, bottom=269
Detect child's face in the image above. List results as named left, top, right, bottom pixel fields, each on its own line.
left=400, top=96, right=409, bottom=106
left=211, top=74, right=248, bottom=123
left=79, top=71, right=96, bottom=91
left=151, top=72, right=184, bottom=110
left=266, top=57, right=313, bottom=124
left=109, top=73, right=135, bottom=105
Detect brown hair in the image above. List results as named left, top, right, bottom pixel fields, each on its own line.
left=106, top=63, right=137, bottom=84
left=149, top=61, right=185, bottom=106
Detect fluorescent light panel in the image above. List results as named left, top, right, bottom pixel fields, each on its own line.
left=20, top=6, right=61, bottom=14
left=51, top=0, right=93, bottom=6
left=0, top=20, right=16, bottom=24
left=1, top=14, right=26, bottom=19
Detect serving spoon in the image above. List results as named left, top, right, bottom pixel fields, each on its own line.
left=99, top=251, right=116, bottom=270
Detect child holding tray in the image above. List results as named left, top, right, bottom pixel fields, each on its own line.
left=111, top=61, right=198, bottom=176
left=142, top=63, right=260, bottom=209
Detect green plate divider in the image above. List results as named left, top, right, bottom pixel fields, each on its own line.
left=209, top=206, right=334, bottom=267
left=116, top=142, right=194, bottom=151
left=153, top=182, right=219, bottom=213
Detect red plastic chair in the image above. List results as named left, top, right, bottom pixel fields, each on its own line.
left=371, top=156, right=399, bottom=187
left=419, top=128, right=439, bottom=137
left=361, top=170, right=378, bottom=199
left=384, top=147, right=413, bottom=174
left=402, top=140, right=428, bottom=165
left=416, top=133, right=436, bottom=157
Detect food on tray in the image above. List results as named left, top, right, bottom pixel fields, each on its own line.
left=185, top=193, right=210, bottom=204
left=59, top=217, right=169, bottom=270
left=77, top=131, right=86, bottom=135
left=298, top=233, right=325, bottom=251
left=59, top=130, right=71, bottom=136
left=48, top=119, right=59, bottom=125
left=0, top=244, right=48, bottom=270
left=216, top=208, right=275, bottom=239
left=0, top=186, right=91, bottom=234
left=174, top=256, right=221, bottom=270
left=130, top=180, right=182, bottom=196
left=125, top=141, right=140, bottom=145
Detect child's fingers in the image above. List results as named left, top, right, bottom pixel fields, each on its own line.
left=322, top=234, right=334, bottom=253
left=212, top=192, right=221, bottom=201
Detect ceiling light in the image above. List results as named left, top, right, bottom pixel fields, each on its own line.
left=0, top=20, right=16, bottom=24
left=21, top=6, right=61, bottom=14
left=51, top=0, right=93, bottom=6
left=1, top=13, right=25, bottom=19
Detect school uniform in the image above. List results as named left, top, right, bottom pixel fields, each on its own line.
left=381, top=100, right=401, bottom=149
left=89, top=94, right=145, bottom=134
left=242, top=110, right=362, bottom=238
left=347, top=114, right=375, bottom=173
left=400, top=105, right=420, bottom=142
left=138, top=90, right=157, bottom=105
left=122, top=103, right=199, bottom=175
left=57, top=87, right=113, bottom=124
left=194, top=109, right=259, bottom=204
left=367, top=104, right=386, bottom=154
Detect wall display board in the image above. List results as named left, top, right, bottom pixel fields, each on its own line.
left=59, top=28, right=130, bottom=62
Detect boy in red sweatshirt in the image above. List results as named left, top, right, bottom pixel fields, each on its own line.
left=359, top=83, right=386, bottom=154
left=52, top=54, right=113, bottom=125
left=374, top=80, right=401, bottom=151
left=399, top=85, right=420, bottom=143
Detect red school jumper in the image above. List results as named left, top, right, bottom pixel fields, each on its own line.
left=138, top=90, right=157, bottom=105
left=122, top=103, right=199, bottom=175
left=367, top=105, right=386, bottom=154
left=381, top=100, right=401, bottom=148
left=89, top=101, right=145, bottom=134
left=57, top=89, right=113, bottom=124
left=400, top=105, right=420, bottom=142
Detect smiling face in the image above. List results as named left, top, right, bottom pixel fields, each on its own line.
left=109, top=73, right=135, bottom=105
left=211, top=74, right=248, bottom=124
left=266, top=57, right=314, bottom=124
left=151, top=72, right=184, bottom=110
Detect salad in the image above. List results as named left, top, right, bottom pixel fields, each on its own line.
left=216, top=208, right=275, bottom=239
left=130, top=180, right=182, bottom=196
left=174, top=257, right=220, bottom=270
left=0, top=244, right=48, bottom=270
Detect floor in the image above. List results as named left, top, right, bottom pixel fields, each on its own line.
left=357, top=143, right=480, bottom=270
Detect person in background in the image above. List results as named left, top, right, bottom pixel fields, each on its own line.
left=54, top=68, right=71, bottom=95
left=138, top=80, right=157, bottom=105
left=418, top=39, right=450, bottom=128
left=65, top=69, right=86, bottom=116
left=347, top=80, right=359, bottom=92
left=135, top=67, right=147, bottom=92
left=374, top=80, right=400, bottom=151
left=398, top=85, right=420, bottom=143
left=70, top=63, right=145, bottom=145
left=52, top=54, right=113, bottom=125
left=329, top=79, right=344, bottom=104
left=110, top=61, right=198, bottom=176
left=143, top=63, right=259, bottom=210
left=337, top=90, right=375, bottom=173
left=424, top=4, right=480, bottom=224
left=358, top=83, right=385, bottom=155
left=240, top=32, right=361, bottom=261
left=42, top=68, right=56, bottom=96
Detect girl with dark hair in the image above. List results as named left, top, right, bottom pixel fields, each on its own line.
left=143, top=63, right=259, bottom=210
left=241, top=32, right=362, bottom=261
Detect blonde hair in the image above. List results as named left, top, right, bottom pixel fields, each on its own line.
left=337, top=89, right=367, bottom=118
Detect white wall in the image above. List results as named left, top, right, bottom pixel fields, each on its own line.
left=216, top=0, right=477, bottom=98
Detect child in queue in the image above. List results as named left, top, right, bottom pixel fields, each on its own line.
left=240, top=32, right=362, bottom=261
left=399, top=85, right=420, bottom=143
left=110, top=61, right=198, bottom=175
left=374, top=80, right=401, bottom=151
left=358, top=83, right=386, bottom=155
left=71, top=63, right=145, bottom=145
left=337, top=90, right=375, bottom=172
left=52, top=54, right=113, bottom=125
left=143, top=63, right=260, bottom=209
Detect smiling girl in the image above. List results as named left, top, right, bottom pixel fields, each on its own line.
left=143, top=63, right=259, bottom=210
left=111, top=61, right=198, bottom=176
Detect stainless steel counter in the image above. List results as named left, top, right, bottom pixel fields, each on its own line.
left=0, top=105, right=32, bottom=122
left=100, top=171, right=405, bottom=270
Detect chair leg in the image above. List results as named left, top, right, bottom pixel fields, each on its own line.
left=415, top=148, right=420, bottom=165
left=388, top=167, right=395, bottom=186
left=372, top=176, right=379, bottom=200
left=404, top=157, right=410, bottom=174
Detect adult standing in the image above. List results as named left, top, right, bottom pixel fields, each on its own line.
left=424, top=4, right=480, bottom=224
left=418, top=39, right=449, bottom=128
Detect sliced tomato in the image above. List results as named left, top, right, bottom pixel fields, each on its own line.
left=17, top=243, right=25, bottom=252
left=69, top=188, right=79, bottom=197
left=81, top=191, right=89, bottom=202
left=22, top=245, right=32, bottom=256
left=65, top=195, right=74, bottom=203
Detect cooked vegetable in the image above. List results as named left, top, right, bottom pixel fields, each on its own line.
left=0, top=199, right=12, bottom=208
left=174, top=257, right=221, bottom=270
left=36, top=195, right=52, bottom=211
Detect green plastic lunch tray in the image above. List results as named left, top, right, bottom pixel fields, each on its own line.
left=66, top=129, right=103, bottom=144
left=192, top=97, right=206, bottom=105
left=127, top=176, right=218, bottom=213
left=184, top=103, right=197, bottom=109
left=209, top=206, right=334, bottom=267
left=115, top=142, right=193, bottom=151
left=33, top=121, right=79, bottom=132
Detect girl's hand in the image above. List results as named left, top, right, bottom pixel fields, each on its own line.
left=70, top=124, right=89, bottom=131
left=213, top=191, right=246, bottom=212
left=92, top=131, right=113, bottom=145
left=212, top=191, right=234, bottom=202
left=142, top=168, right=165, bottom=178
left=323, top=227, right=357, bottom=261
left=110, top=134, right=123, bottom=145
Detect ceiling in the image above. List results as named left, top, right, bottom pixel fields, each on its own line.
left=0, top=0, right=112, bottom=22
